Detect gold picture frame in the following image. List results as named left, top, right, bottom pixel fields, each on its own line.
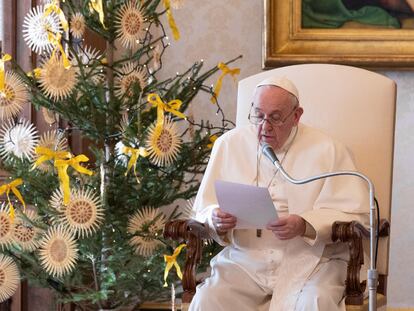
left=264, top=0, right=414, bottom=69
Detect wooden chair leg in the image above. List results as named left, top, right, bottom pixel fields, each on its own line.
left=164, top=220, right=209, bottom=304
left=332, top=219, right=390, bottom=306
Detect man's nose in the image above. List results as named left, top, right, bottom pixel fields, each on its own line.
left=262, top=118, right=273, bottom=130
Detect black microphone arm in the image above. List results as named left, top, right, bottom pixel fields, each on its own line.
left=261, top=142, right=378, bottom=311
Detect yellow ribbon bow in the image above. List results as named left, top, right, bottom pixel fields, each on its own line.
left=210, top=62, right=240, bottom=104
left=27, top=68, right=42, bottom=79
left=55, top=155, right=93, bottom=204
left=123, top=146, right=148, bottom=177
left=89, top=0, right=107, bottom=29
left=0, top=54, right=12, bottom=92
left=48, top=32, right=71, bottom=69
left=163, top=0, right=180, bottom=40
left=44, top=0, right=69, bottom=32
left=207, top=135, right=218, bottom=149
left=163, top=243, right=186, bottom=287
left=0, top=178, right=26, bottom=222
left=31, top=146, right=72, bottom=170
left=147, top=93, right=186, bottom=126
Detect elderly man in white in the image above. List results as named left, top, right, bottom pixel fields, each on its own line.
left=189, top=77, right=370, bottom=311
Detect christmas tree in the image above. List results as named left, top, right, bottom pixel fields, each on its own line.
left=0, top=0, right=240, bottom=309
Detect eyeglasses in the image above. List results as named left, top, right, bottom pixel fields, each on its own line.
left=248, top=105, right=298, bottom=127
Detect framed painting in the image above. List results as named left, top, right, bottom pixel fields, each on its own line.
left=264, top=0, right=414, bottom=68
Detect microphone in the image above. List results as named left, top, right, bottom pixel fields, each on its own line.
left=261, top=143, right=280, bottom=164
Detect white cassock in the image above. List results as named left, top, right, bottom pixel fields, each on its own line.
left=189, top=123, right=369, bottom=311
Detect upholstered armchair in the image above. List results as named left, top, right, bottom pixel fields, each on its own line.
left=164, top=64, right=395, bottom=310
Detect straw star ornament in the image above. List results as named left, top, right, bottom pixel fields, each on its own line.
left=0, top=254, right=19, bottom=303
left=128, top=207, right=166, bottom=257
left=0, top=72, right=29, bottom=122
left=50, top=188, right=104, bottom=238
left=38, top=55, right=77, bottom=101
left=114, top=62, right=148, bottom=101
left=0, top=204, right=14, bottom=250
left=23, top=5, right=62, bottom=54
left=115, top=1, right=148, bottom=49
left=70, top=12, right=86, bottom=39
left=0, top=119, right=39, bottom=161
left=71, top=46, right=105, bottom=84
left=39, top=226, right=78, bottom=277
left=12, top=209, right=43, bottom=252
left=146, top=118, right=182, bottom=167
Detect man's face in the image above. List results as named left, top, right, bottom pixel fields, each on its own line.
left=252, top=86, right=303, bottom=151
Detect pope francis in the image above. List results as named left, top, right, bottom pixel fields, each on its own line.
left=189, top=77, right=370, bottom=311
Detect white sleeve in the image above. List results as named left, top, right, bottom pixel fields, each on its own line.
left=300, top=143, right=370, bottom=246
left=193, top=136, right=233, bottom=246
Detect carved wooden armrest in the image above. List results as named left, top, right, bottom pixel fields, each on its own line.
left=331, top=219, right=390, bottom=305
left=164, top=219, right=209, bottom=303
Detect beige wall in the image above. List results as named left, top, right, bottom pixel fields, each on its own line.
left=158, top=1, right=414, bottom=308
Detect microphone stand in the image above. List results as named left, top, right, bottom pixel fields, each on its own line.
left=269, top=158, right=378, bottom=311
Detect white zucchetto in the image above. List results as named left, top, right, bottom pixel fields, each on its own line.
left=256, top=76, right=299, bottom=101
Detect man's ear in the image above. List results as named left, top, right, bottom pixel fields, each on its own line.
left=294, top=107, right=304, bottom=124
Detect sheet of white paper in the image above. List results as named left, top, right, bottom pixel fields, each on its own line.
left=214, top=180, right=278, bottom=229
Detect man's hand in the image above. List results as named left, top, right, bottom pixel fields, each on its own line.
left=266, top=214, right=306, bottom=240
left=212, top=208, right=237, bottom=235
